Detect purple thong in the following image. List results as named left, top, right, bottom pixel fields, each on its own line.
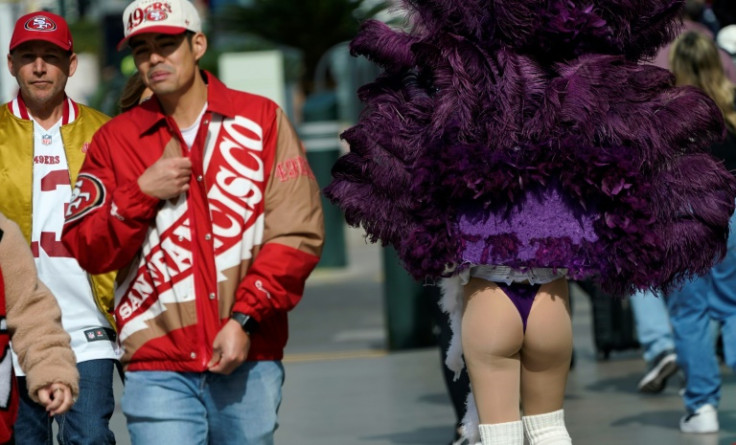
left=495, top=282, right=541, bottom=332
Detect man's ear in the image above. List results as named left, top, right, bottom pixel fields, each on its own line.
left=7, top=53, right=16, bottom=77
left=68, top=52, right=78, bottom=77
left=192, top=32, right=207, bottom=62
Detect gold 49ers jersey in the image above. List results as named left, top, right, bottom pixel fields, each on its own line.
left=0, top=95, right=118, bottom=371
left=63, top=72, right=324, bottom=372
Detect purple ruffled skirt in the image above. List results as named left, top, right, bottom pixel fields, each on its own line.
left=457, top=184, right=599, bottom=276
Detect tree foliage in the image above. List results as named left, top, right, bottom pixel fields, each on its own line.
left=215, top=0, right=392, bottom=92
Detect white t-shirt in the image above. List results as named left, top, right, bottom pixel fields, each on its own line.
left=11, top=116, right=121, bottom=375
left=180, top=103, right=207, bottom=148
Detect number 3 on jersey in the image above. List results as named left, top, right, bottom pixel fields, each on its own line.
left=32, top=169, right=73, bottom=258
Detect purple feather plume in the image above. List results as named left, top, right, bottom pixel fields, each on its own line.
left=324, top=0, right=736, bottom=295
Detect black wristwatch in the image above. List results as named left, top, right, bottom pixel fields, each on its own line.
left=230, top=312, right=258, bottom=334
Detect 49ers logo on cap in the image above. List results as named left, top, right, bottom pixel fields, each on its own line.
left=127, top=2, right=174, bottom=31
left=146, top=8, right=168, bottom=21
left=66, top=174, right=106, bottom=223
left=25, top=15, right=57, bottom=32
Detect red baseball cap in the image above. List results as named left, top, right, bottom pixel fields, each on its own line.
left=9, top=11, right=73, bottom=52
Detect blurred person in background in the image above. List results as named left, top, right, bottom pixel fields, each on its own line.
left=630, top=0, right=736, bottom=397
left=630, top=291, right=679, bottom=394
left=714, top=0, right=736, bottom=71
left=650, top=0, right=736, bottom=81
left=666, top=30, right=736, bottom=434
left=118, top=70, right=153, bottom=113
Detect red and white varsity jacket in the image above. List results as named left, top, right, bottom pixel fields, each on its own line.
left=62, top=72, right=324, bottom=371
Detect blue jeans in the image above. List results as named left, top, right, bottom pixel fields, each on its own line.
left=122, top=361, right=284, bottom=445
left=630, top=289, right=674, bottom=363
left=15, top=359, right=116, bottom=445
left=666, top=213, right=736, bottom=413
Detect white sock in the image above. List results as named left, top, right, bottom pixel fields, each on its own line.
left=522, top=409, right=572, bottom=444
left=478, top=420, right=523, bottom=445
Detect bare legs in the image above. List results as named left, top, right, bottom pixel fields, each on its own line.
left=462, top=278, right=572, bottom=443
left=520, top=279, right=573, bottom=415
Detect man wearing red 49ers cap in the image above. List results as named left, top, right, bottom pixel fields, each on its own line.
left=62, top=0, right=324, bottom=444
left=0, top=10, right=119, bottom=445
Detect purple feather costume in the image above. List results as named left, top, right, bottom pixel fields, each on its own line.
left=324, top=0, right=736, bottom=297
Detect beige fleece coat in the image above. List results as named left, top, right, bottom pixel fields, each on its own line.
left=0, top=212, right=78, bottom=402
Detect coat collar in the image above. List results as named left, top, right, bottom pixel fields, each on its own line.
left=9, top=93, right=78, bottom=125
left=128, top=70, right=236, bottom=135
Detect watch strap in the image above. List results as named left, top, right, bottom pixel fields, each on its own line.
left=231, top=311, right=257, bottom=334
